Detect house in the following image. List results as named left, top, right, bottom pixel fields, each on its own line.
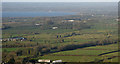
left=116, top=19, right=119, bottom=21
left=35, top=24, right=40, bottom=26
left=38, top=59, right=51, bottom=63
left=36, top=59, right=63, bottom=64
left=12, top=37, right=27, bottom=41
left=52, top=27, right=58, bottom=30
left=92, top=14, right=94, bottom=16
left=1, top=38, right=7, bottom=42
left=0, top=38, right=2, bottom=41
left=52, top=60, right=62, bottom=64
left=83, top=21, right=87, bottom=23
left=87, top=19, right=91, bottom=20
left=63, top=19, right=81, bottom=22
left=68, top=20, right=74, bottom=22
left=1, top=37, right=27, bottom=42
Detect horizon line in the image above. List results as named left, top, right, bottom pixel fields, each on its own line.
left=2, top=1, right=119, bottom=2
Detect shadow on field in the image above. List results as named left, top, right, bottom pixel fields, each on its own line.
left=98, top=50, right=120, bottom=56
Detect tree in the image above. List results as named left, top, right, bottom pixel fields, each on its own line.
left=16, top=50, right=22, bottom=56
left=8, top=57, right=15, bottom=64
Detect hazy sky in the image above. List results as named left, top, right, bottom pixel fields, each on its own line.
left=2, top=0, right=120, bottom=2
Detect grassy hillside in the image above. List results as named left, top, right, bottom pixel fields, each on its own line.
left=2, top=14, right=118, bottom=63
left=40, top=44, right=118, bottom=62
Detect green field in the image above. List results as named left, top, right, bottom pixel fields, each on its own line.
left=2, top=14, right=118, bottom=63
left=40, top=44, right=118, bottom=62
left=2, top=48, right=24, bottom=52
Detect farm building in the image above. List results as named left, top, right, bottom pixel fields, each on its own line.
left=67, top=20, right=74, bottom=22
left=35, top=24, right=40, bottom=26
left=38, top=59, right=51, bottom=63
left=52, top=60, right=62, bottom=64
left=63, top=19, right=82, bottom=22
left=37, top=59, right=62, bottom=64
left=92, top=14, right=94, bottom=16
left=11, top=37, right=27, bottom=41
left=1, top=37, right=27, bottom=42
left=52, top=27, right=58, bottom=29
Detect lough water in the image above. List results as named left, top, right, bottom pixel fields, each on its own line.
left=2, top=11, right=76, bottom=17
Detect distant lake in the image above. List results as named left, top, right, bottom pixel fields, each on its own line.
left=2, top=11, right=76, bottom=17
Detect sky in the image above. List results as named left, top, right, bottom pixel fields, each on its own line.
left=2, top=0, right=120, bottom=2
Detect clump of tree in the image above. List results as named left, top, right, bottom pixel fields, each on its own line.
left=2, top=24, right=11, bottom=30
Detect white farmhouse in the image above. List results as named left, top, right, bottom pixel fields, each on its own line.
left=52, top=27, right=58, bottom=29
left=52, top=60, right=62, bottom=63
left=116, top=19, right=119, bottom=21
left=38, top=59, right=51, bottom=63
left=92, top=14, right=94, bottom=16
left=68, top=20, right=74, bottom=22
left=35, top=24, right=40, bottom=26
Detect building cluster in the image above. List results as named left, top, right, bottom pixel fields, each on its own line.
left=0, top=37, right=27, bottom=42
left=37, top=59, right=62, bottom=64
left=62, top=19, right=82, bottom=23
left=52, top=27, right=58, bottom=30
